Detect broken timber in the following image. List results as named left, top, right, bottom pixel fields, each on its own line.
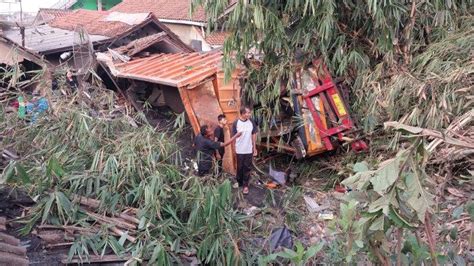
left=0, top=217, right=29, bottom=266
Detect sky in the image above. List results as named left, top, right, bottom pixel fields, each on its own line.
left=0, top=0, right=59, bottom=14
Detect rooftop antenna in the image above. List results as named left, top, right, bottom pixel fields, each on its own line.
left=72, top=25, right=94, bottom=85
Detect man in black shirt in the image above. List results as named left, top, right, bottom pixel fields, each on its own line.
left=214, top=114, right=227, bottom=175
left=195, top=124, right=241, bottom=176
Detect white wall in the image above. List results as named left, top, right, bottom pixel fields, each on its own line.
left=163, top=23, right=212, bottom=52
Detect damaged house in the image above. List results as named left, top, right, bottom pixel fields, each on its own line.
left=97, top=50, right=242, bottom=173
left=0, top=35, right=51, bottom=91
left=3, top=9, right=192, bottom=65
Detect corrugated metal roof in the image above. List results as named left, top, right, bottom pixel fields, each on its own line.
left=3, top=24, right=109, bottom=54
left=98, top=52, right=223, bottom=87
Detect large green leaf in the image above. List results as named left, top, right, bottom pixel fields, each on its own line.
left=388, top=205, right=416, bottom=229
left=368, top=190, right=396, bottom=215
left=370, top=151, right=408, bottom=195
left=303, top=243, right=324, bottom=261
left=405, top=163, right=435, bottom=222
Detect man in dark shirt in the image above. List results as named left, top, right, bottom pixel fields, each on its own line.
left=195, top=124, right=241, bottom=176
left=214, top=114, right=227, bottom=175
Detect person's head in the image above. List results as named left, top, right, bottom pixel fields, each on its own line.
left=199, top=124, right=212, bottom=137
left=239, top=106, right=252, bottom=120
left=66, top=70, right=73, bottom=80
left=217, top=114, right=227, bottom=126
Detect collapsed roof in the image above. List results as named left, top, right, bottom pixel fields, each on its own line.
left=0, top=35, right=50, bottom=67
left=97, top=51, right=223, bottom=88
left=3, top=10, right=192, bottom=55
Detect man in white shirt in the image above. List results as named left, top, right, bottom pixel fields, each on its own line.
left=231, top=106, right=258, bottom=194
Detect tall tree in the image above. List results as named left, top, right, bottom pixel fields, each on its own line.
left=193, top=0, right=472, bottom=118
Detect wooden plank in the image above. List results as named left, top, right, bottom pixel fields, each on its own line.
left=0, top=251, right=28, bottom=266
left=0, top=242, right=27, bottom=256
left=178, top=87, right=200, bottom=134
left=62, top=254, right=131, bottom=264
left=0, top=232, right=20, bottom=246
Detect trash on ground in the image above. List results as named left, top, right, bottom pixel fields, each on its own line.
left=269, top=226, right=293, bottom=251
left=318, top=213, right=335, bottom=220
left=269, top=164, right=287, bottom=185
left=244, top=206, right=261, bottom=216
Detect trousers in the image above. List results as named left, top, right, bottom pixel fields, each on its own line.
left=236, top=153, right=253, bottom=187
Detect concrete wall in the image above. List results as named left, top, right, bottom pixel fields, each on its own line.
left=162, top=23, right=212, bottom=52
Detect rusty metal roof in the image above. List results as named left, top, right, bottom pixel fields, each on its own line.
left=98, top=52, right=223, bottom=88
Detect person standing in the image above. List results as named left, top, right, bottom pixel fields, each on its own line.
left=232, top=106, right=258, bottom=194
left=195, top=124, right=241, bottom=176
left=214, top=114, right=227, bottom=175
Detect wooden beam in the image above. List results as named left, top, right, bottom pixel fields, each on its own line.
left=178, top=87, right=200, bottom=134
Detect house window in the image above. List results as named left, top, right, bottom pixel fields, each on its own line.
left=190, top=40, right=202, bottom=51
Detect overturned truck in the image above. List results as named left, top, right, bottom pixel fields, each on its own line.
left=97, top=51, right=366, bottom=174
left=257, top=59, right=368, bottom=159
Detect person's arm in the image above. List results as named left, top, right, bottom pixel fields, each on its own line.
left=251, top=119, right=259, bottom=156
left=220, top=132, right=241, bottom=147
left=214, top=128, right=220, bottom=158
left=231, top=120, right=238, bottom=152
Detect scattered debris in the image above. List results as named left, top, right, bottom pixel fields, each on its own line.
left=269, top=164, right=287, bottom=185
left=244, top=206, right=261, bottom=216
left=270, top=226, right=294, bottom=251
left=303, top=196, right=329, bottom=213
left=0, top=217, right=29, bottom=266
left=318, top=213, right=335, bottom=221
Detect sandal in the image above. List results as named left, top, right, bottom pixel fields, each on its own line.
left=243, top=186, right=249, bottom=195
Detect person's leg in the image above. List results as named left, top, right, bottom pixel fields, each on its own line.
left=217, top=151, right=224, bottom=176
left=242, top=154, right=253, bottom=187
left=236, top=154, right=244, bottom=187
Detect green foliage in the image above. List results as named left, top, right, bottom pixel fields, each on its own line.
left=340, top=139, right=438, bottom=263
left=0, top=90, right=247, bottom=264
left=259, top=241, right=323, bottom=266
left=193, top=0, right=472, bottom=120
left=354, top=17, right=474, bottom=135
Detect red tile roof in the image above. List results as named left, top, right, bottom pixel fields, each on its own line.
left=49, top=9, right=133, bottom=37
left=108, top=52, right=223, bottom=87
left=111, top=0, right=237, bottom=23
left=205, top=31, right=231, bottom=46
left=111, top=0, right=207, bottom=23
left=35, top=8, right=73, bottom=24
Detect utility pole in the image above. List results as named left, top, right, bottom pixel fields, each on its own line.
left=97, top=0, right=102, bottom=11
left=19, top=0, right=22, bottom=24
